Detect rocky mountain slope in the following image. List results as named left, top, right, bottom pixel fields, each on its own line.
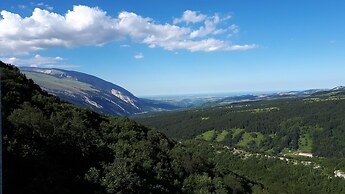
left=20, top=67, right=178, bottom=116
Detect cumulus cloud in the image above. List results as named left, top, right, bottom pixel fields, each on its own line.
left=0, top=6, right=121, bottom=55
left=0, top=5, right=256, bottom=55
left=190, top=15, right=221, bottom=38
left=134, top=53, right=144, bottom=59
left=0, top=55, right=79, bottom=68
left=173, top=10, right=206, bottom=24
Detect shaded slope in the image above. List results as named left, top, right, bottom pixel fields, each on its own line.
left=1, top=61, right=259, bottom=194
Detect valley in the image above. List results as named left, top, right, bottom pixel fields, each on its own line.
left=1, top=1, right=345, bottom=193
left=3, top=62, right=345, bottom=193
left=134, top=89, right=345, bottom=158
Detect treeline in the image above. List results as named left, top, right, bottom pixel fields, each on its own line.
left=135, top=92, right=345, bottom=158
left=179, top=140, right=345, bottom=194
left=2, top=62, right=262, bottom=193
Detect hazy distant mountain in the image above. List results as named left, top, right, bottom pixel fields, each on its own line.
left=20, top=67, right=178, bottom=116
left=310, top=86, right=345, bottom=97
left=213, top=88, right=344, bottom=106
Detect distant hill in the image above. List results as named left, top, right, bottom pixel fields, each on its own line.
left=311, top=86, right=345, bottom=96
left=212, top=88, right=339, bottom=106
left=20, top=67, right=178, bottom=116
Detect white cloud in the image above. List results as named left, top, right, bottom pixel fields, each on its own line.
left=0, top=6, right=256, bottom=55
left=0, top=55, right=79, bottom=68
left=190, top=15, right=221, bottom=38
left=46, top=6, right=54, bottom=11
left=36, top=2, right=54, bottom=10
left=222, top=15, right=232, bottom=21
left=173, top=12, right=231, bottom=39
left=230, top=24, right=239, bottom=34
left=134, top=53, right=144, bottom=59
left=0, top=6, right=122, bottom=55
left=173, top=10, right=206, bottom=24
left=155, top=38, right=256, bottom=52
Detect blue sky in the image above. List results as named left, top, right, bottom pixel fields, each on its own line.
left=0, top=0, right=344, bottom=96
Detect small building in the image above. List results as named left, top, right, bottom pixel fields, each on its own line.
left=298, top=152, right=313, bottom=158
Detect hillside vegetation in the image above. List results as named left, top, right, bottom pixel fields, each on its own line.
left=2, top=62, right=261, bottom=193
left=135, top=90, right=345, bottom=158
left=3, top=61, right=345, bottom=194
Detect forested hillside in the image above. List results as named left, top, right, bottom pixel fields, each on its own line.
left=135, top=92, right=345, bottom=158
left=3, top=61, right=345, bottom=194
left=1, top=62, right=261, bottom=193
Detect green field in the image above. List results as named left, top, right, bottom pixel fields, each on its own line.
left=216, top=130, right=229, bottom=142
left=237, top=132, right=265, bottom=147
left=199, top=130, right=216, bottom=141
left=298, top=133, right=313, bottom=153
left=232, top=128, right=245, bottom=138
left=197, top=128, right=265, bottom=148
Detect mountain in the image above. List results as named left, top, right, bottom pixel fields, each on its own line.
left=332, top=86, right=345, bottom=91
left=20, top=67, right=178, bottom=116
left=311, top=86, right=345, bottom=96
left=213, top=89, right=329, bottom=106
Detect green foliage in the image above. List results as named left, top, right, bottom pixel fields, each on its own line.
left=170, top=140, right=256, bottom=194
left=214, top=148, right=345, bottom=194
left=2, top=62, right=257, bottom=194
left=4, top=61, right=345, bottom=194
left=1, top=62, right=175, bottom=193
left=136, top=93, right=345, bottom=158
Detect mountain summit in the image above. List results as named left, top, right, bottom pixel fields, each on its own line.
left=20, top=67, right=178, bottom=116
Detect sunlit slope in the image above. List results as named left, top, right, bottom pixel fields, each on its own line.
left=21, top=67, right=179, bottom=116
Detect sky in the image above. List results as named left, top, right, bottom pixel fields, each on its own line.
left=0, top=0, right=344, bottom=96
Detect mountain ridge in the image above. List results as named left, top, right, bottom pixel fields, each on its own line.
left=20, top=66, right=179, bottom=116
left=18, top=66, right=345, bottom=115
left=210, top=87, right=344, bottom=106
